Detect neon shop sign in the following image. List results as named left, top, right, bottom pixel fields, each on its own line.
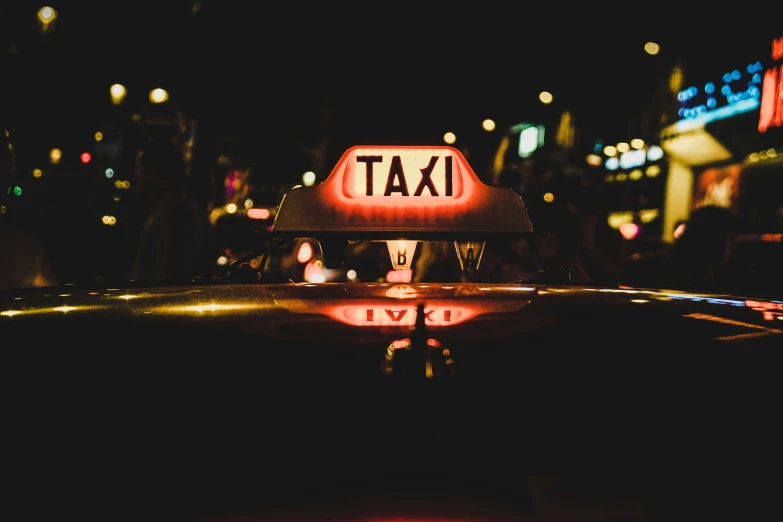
left=758, top=36, right=783, bottom=133
left=677, top=61, right=763, bottom=120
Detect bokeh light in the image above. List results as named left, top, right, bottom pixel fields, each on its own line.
left=149, top=88, right=169, bottom=103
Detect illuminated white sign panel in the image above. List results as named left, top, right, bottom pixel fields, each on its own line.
left=605, top=145, right=663, bottom=171
left=619, top=149, right=646, bottom=169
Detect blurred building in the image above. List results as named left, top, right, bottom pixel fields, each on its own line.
left=486, top=110, right=596, bottom=227
left=660, top=35, right=783, bottom=240
left=588, top=139, right=668, bottom=242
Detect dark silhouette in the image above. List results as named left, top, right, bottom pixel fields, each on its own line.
left=524, top=189, right=623, bottom=285
left=130, top=140, right=212, bottom=282
left=0, top=128, right=58, bottom=290
left=658, top=205, right=740, bottom=293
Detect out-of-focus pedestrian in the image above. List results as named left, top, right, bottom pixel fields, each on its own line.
left=658, top=205, right=741, bottom=293
left=0, top=127, right=58, bottom=290
left=130, top=140, right=212, bottom=282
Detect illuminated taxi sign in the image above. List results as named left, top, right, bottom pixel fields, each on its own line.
left=350, top=152, right=460, bottom=197
left=273, top=146, right=533, bottom=236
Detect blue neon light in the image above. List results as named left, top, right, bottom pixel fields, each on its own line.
left=672, top=97, right=760, bottom=133
left=677, top=61, right=763, bottom=121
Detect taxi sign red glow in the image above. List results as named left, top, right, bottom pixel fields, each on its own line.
left=336, top=305, right=474, bottom=327
left=272, top=146, right=533, bottom=236
left=276, top=299, right=531, bottom=328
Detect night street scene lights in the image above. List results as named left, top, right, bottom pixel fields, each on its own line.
left=37, top=6, right=57, bottom=34
left=149, top=88, right=169, bottom=104
left=110, top=84, right=127, bottom=105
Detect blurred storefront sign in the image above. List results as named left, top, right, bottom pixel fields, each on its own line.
left=673, top=65, right=761, bottom=128
left=758, top=36, right=783, bottom=133
left=692, top=164, right=741, bottom=212
left=601, top=140, right=667, bottom=239
left=660, top=127, right=731, bottom=167
left=659, top=35, right=783, bottom=241
left=489, top=122, right=546, bottom=192
left=512, top=122, right=546, bottom=159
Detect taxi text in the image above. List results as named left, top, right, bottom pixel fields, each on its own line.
left=356, top=154, right=454, bottom=197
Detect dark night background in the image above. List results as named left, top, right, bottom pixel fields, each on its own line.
left=3, top=3, right=779, bottom=156
left=1, top=2, right=780, bottom=283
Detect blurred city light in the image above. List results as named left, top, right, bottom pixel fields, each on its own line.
left=13, top=186, right=22, bottom=196
left=49, top=148, right=61, bottom=164
left=105, top=168, right=114, bottom=179
left=647, top=145, right=664, bottom=161
left=94, top=132, right=103, bottom=142
left=603, top=145, right=617, bottom=156
left=673, top=222, right=687, bottom=239
left=669, top=67, right=684, bottom=94
left=226, top=203, right=237, bottom=214
left=302, top=171, right=316, bottom=186
left=543, top=192, right=555, bottom=203
left=539, top=91, right=553, bottom=104
left=297, top=242, right=313, bottom=263
left=80, top=152, right=91, bottom=164
left=33, top=169, right=42, bottom=178
left=244, top=198, right=253, bottom=209
left=616, top=142, right=630, bottom=153
left=619, top=222, right=640, bottom=239
left=38, top=6, right=56, bottom=23
left=644, top=42, right=660, bottom=55
left=630, top=139, right=645, bottom=149
left=149, top=88, right=169, bottom=103
left=482, top=119, right=496, bottom=131
left=110, top=84, right=127, bottom=105
left=586, top=154, right=602, bottom=166
left=37, top=6, right=56, bottom=34
left=443, top=132, right=456, bottom=144
left=101, top=215, right=117, bottom=226
left=247, top=208, right=270, bottom=220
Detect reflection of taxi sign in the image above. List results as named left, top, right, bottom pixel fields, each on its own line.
left=276, top=298, right=532, bottom=328
left=273, top=146, right=533, bottom=237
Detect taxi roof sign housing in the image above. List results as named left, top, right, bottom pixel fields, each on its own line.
left=272, top=146, right=534, bottom=240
